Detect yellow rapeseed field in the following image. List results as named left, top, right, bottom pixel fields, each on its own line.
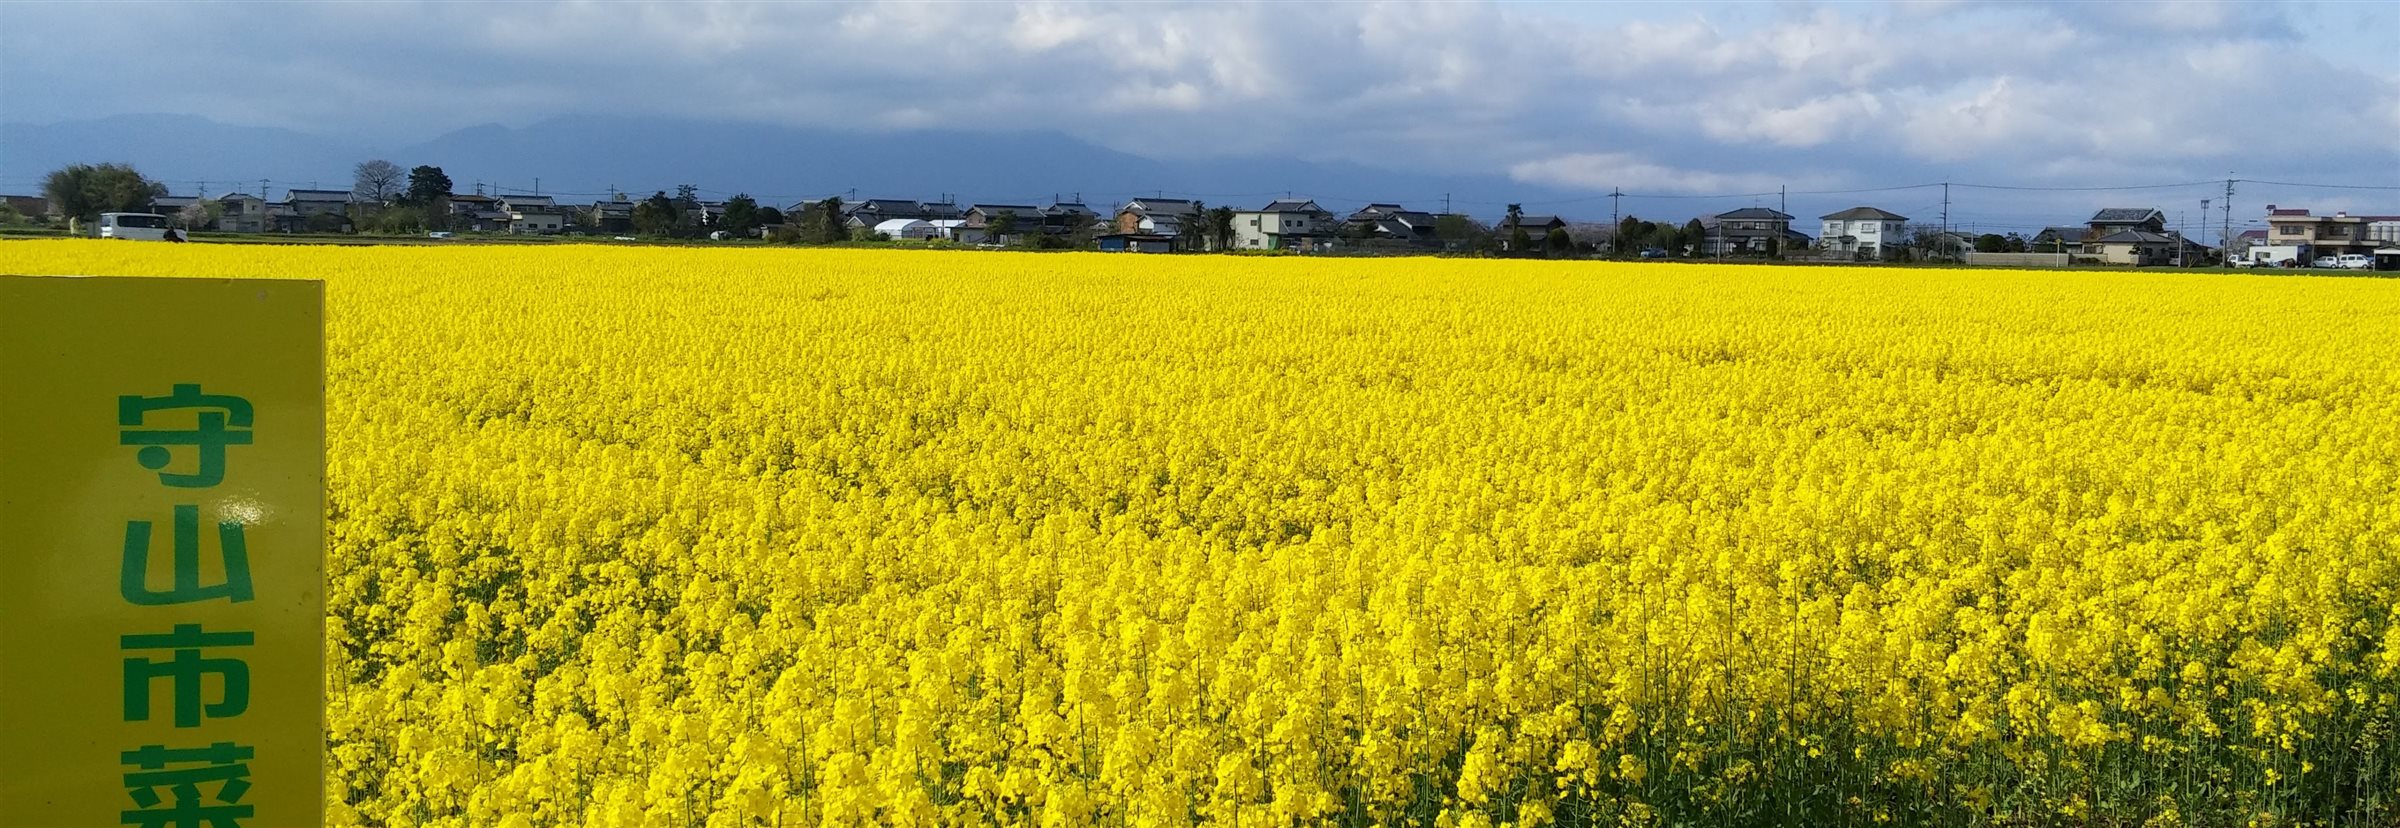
left=5, top=239, right=2398, bottom=826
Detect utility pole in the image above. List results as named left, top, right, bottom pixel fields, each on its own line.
left=1940, top=182, right=1950, bottom=233
left=2222, top=178, right=2236, bottom=268
left=1442, top=193, right=1451, bottom=215
left=259, top=179, right=269, bottom=200
left=2200, top=198, right=2211, bottom=266
left=1778, top=184, right=1786, bottom=216
left=533, top=177, right=540, bottom=196
left=1609, top=188, right=1623, bottom=256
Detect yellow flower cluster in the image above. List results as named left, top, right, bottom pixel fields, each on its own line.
left=7, top=240, right=2398, bottom=825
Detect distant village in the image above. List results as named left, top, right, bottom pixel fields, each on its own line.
left=7, top=165, right=2397, bottom=270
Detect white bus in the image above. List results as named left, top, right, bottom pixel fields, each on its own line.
left=98, top=212, right=186, bottom=241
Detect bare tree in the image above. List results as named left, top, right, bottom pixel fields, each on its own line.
left=352, top=159, right=404, bottom=205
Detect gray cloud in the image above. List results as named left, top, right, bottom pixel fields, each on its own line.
left=2, top=0, right=2393, bottom=204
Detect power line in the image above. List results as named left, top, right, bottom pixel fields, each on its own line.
left=1952, top=180, right=2222, bottom=192
left=2235, top=179, right=2400, bottom=191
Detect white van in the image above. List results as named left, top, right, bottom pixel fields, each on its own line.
left=98, top=212, right=185, bottom=241
left=2334, top=254, right=2373, bottom=270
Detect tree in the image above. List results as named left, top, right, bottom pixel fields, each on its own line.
left=1210, top=207, right=1236, bottom=252
left=353, top=160, right=404, bottom=205
left=633, top=191, right=678, bottom=237
left=373, top=206, right=428, bottom=234
left=1434, top=214, right=1490, bottom=252
left=1178, top=200, right=1210, bottom=251
left=1500, top=203, right=1528, bottom=253
left=42, top=163, right=167, bottom=232
left=1681, top=219, right=1706, bottom=257
left=1617, top=216, right=1648, bottom=254
left=1905, top=224, right=1967, bottom=263
left=176, top=199, right=223, bottom=232
left=721, top=194, right=761, bottom=237
left=404, top=166, right=452, bottom=205
left=988, top=210, right=1020, bottom=245
left=305, top=212, right=350, bottom=233
left=1975, top=233, right=2009, bottom=253
left=818, top=197, right=846, bottom=244
left=1545, top=227, right=1574, bottom=257
left=758, top=206, right=785, bottom=227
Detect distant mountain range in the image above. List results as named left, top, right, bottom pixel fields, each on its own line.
left=1, top=113, right=1583, bottom=218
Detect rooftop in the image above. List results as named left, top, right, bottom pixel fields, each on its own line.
left=2089, top=208, right=2163, bottom=224
left=1821, top=206, right=1907, bottom=222
left=1717, top=207, right=1793, bottom=220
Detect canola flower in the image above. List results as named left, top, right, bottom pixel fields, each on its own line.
left=5, top=239, right=2398, bottom=826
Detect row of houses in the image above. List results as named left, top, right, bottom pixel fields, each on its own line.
left=143, top=189, right=358, bottom=233
left=12, top=185, right=2394, bottom=266
left=795, top=195, right=1483, bottom=251
left=1719, top=205, right=2219, bottom=265
left=2230, top=206, right=2400, bottom=262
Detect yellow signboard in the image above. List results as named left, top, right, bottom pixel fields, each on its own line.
left=2, top=275, right=323, bottom=826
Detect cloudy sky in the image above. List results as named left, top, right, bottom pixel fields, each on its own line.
left=4, top=0, right=2396, bottom=229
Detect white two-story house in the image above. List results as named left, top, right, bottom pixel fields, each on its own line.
left=1819, top=207, right=1908, bottom=260
left=1231, top=199, right=1335, bottom=251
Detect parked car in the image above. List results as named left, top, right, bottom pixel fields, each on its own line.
left=2312, top=256, right=2340, bottom=268
left=2335, top=254, right=2373, bottom=270
left=99, top=212, right=185, bottom=242
left=427, top=231, right=453, bottom=239
left=1638, top=247, right=1669, bottom=259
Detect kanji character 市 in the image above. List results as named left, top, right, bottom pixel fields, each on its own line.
left=122, top=624, right=253, bottom=728
left=120, top=742, right=254, bottom=828
left=120, top=384, right=253, bottom=488
left=123, top=505, right=254, bottom=605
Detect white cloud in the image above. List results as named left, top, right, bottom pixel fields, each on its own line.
left=0, top=0, right=2390, bottom=193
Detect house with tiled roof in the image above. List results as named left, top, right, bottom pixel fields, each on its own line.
left=842, top=199, right=930, bottom=229
left=589, top=197, right=636, bottom=234
left=2085, top=207, right=2164, bottom=239
left=1115, top=198, right=1202, bottom=236
left=964, top=204, right=1044, bottom=243
left=1043, top=201, right=1100, bottom=233
left=1818, top=206, right=1907, bottom=259
left=2030, top=226, right=2087, bottom=252
left=1705, top=207, right=1794, bottom=255
left=1232, top=199, right=1336, bottom=251
left=2090, top=229, right=2180, bottom=266
left=1344, top=203, right=1445, bottom=245
left=2262, top=205, right=2394, bottom=258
